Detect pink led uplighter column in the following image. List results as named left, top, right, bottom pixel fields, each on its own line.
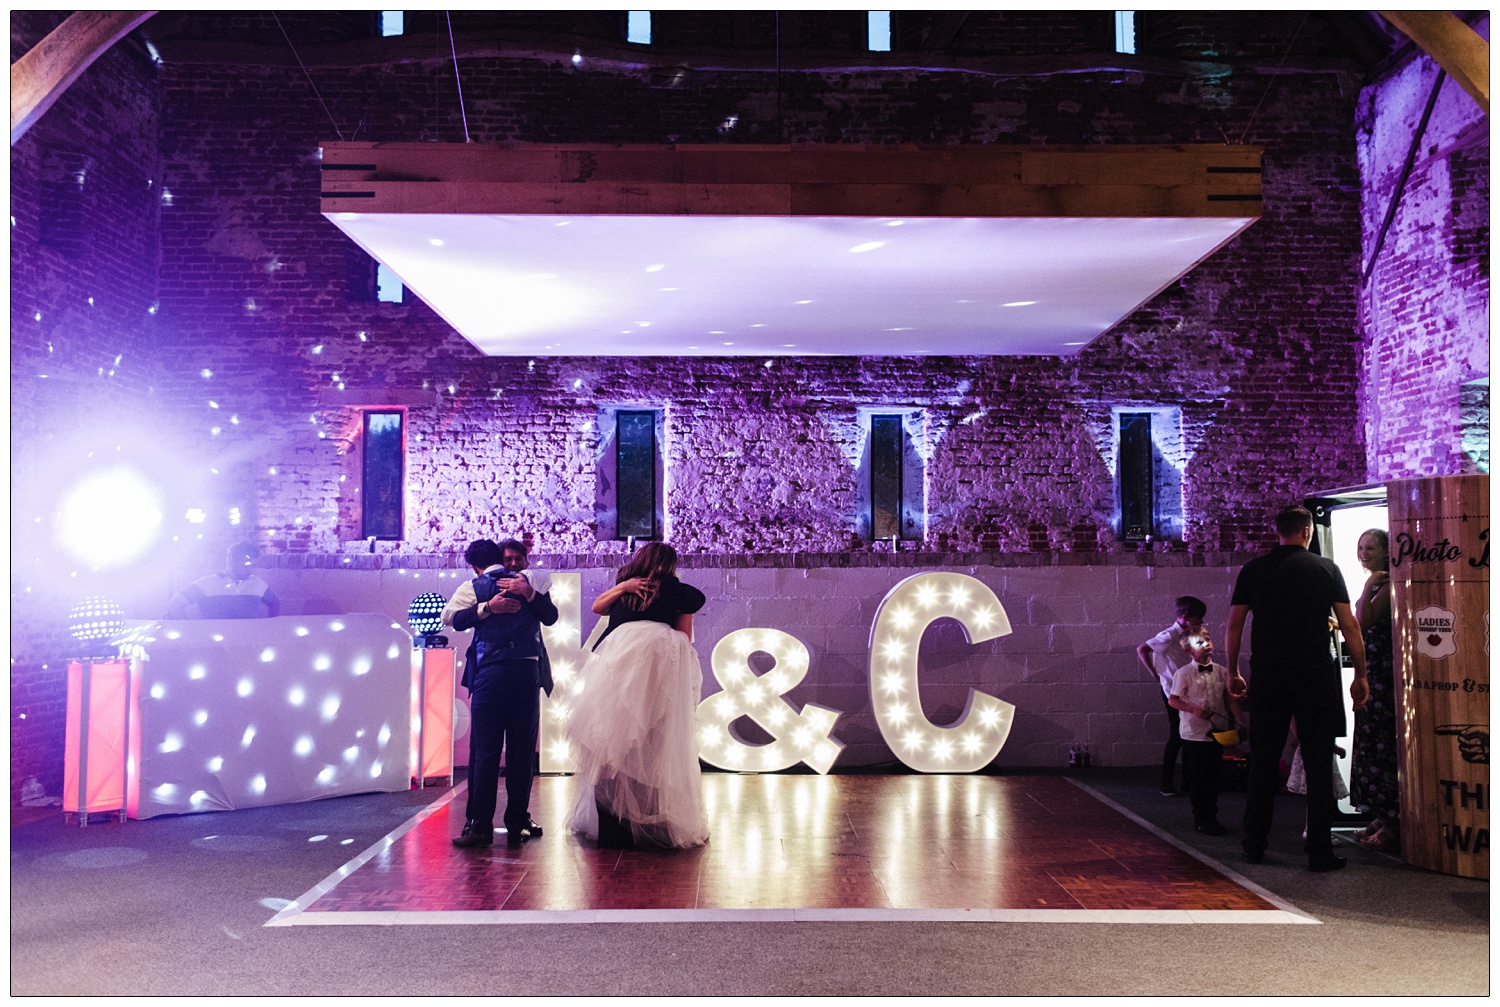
left=412, top=647, right=456, bottom=787
left=63, top=659, right=139, bottom=824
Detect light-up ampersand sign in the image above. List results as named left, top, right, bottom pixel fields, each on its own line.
left=698, top=629, right=845, bottom=774
left=869, top=572, right=1015, bottom=773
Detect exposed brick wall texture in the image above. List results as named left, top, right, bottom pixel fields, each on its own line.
left=10, top=11, right=165, bottom=801
left=1356, top=17, right=1490, bottom=480
left=11, top=13, right=167, bottom=804
left=140, top=13, right=1366, bottom=572
left=13, top=11, right=1425, bottom=797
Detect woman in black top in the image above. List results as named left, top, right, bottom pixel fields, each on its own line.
left=566, top=543, right=708, bottom=849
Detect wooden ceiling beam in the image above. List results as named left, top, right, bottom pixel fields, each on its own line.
left=11, top=11, right=156, bottom=145
left=318, top=142, right=1262, bottom=219
left=1378, top=11, right=1489, bottom=114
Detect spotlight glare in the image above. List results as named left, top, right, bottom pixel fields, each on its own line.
left=55, top=466, right=163, bottom=568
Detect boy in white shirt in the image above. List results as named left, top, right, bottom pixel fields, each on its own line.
left=1137, top=596, right=1207, bottom=795
left=1168, top=629, right=1243, bottom=836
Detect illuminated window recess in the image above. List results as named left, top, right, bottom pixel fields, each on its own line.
left=1115, top=11, right=1136, bottom=54
left=375, top=263, right=404, bottom=303
left=626, top=11, right=651, bottom=45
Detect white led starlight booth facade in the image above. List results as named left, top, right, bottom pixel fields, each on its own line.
left=113, top=614, right=414, bottom=817
left=320, top=142, right=1261, bottom=359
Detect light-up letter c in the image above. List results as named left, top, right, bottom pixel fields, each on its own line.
left=869, top=572, right=1015, bottom=773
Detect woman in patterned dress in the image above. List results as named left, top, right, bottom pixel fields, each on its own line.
left=1350, top=528, right=1399, bottom=852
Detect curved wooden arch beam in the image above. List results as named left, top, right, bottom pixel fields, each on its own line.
left=1379, top=11, right=1489, bottom=115
left=11, top=11, right=156, bottom=146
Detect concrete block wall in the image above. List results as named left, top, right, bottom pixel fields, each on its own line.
left=245, top=554, right=1246, bottom=770
left=1356, top=16, right=1490, bottom=480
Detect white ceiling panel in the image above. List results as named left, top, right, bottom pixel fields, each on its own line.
left=327, top=212, right=1254, bottom=357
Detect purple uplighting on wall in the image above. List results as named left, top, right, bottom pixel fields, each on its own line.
left=1356, top=20, right=1491, bottom=480
left=9, top=11, right=1487, bottom=799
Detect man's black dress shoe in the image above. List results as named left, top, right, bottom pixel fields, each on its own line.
left=525, top=818, right=544, bottom=838
left=1194, top=820, right=1228, bottom=836
left=1243, top=846, right=1265, bottom=864
left=1307, top=852, right=1348, bottom=872
left=452, top=830, right=493, bottom=848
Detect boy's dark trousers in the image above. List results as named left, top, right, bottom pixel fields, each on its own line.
left=1160, top=694, right=1191, bottom=792
left=1182, top=738, right=1224, bottom=826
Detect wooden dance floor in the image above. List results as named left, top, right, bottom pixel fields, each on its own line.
left=267, top=774, right=1315, bottom=926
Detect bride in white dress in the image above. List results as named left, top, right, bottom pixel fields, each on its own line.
left=567, top=543, right=709, bottom=850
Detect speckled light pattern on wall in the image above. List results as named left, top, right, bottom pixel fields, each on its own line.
left=15, top=11, right=1477, bottom=800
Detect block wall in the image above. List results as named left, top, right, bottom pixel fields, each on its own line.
left=233, top=554, right=1248, bottom=770
left=1356, top=16, right=1490, bottom=479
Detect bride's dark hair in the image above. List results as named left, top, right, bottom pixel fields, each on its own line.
left=616, top=542, right=678, bottom=610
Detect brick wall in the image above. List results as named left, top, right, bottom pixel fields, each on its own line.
left=1356, top=16, right=1490, bottom=479
left=141, top=12, right=1367, bottom=571
left=12, top=11, right=1391, bottom=797
left=10, top=11, right=165, bottom=800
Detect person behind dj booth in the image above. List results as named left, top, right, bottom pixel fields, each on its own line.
left=441, top=537, right=558, bottom=848
left=166, top=541, right=280, bottom=619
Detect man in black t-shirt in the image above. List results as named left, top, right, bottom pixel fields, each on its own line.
left=1227, top=505, right=1369, bottom=871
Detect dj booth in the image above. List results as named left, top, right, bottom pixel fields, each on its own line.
left=67, top=614, right=423, bottom=819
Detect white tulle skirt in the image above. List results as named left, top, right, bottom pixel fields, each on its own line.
left=566, top=620, right=709, bottom=849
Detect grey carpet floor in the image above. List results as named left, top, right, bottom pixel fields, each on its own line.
left=9, top=768, right=1489, bottom=996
